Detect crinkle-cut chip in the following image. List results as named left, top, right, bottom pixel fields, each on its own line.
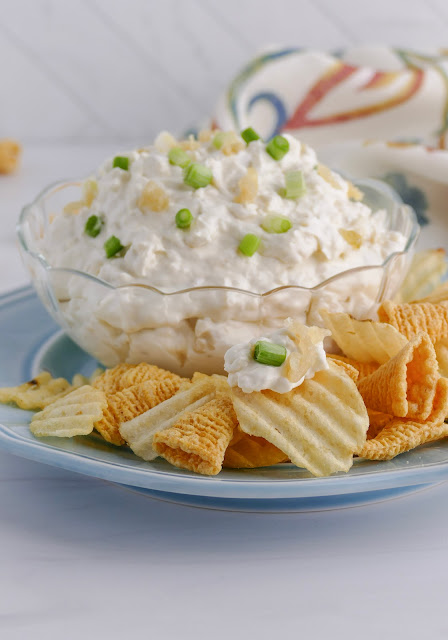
left=357, top=417, right=448, bottom=461
left=396, top=249, right=447, bottom=303
left=138, top=180, right=169, bottom=212
left=328, top=354, right=379, bottom=380
left=415, top=282, right=448, bottom=305
left=367, top=410, right=394, bottom=440
left=223, top=433, right=289, bottom=469
left=92, top=363, right=180, bottom=394
left=284, top=322, right=330, bottom=383
left=230, top=361, right=369, bottom=477
left=0, top=138, right=21, bottom=174
left=320, top=309, right=407, bottom=364
left=378, top=301, right=448, bottom=343
left=152, top=394, right=238, bottom=475
left=30, top=385, right=107, bottom=438
left=434, top=340, right=448, bottom=377
left=95, top=377, right=183, bottom=446
left=0, top=372, right=72, bottom=410
left=119, top=376, right=223, bottom=461
left=328, top=358, right=359, bottom=383
left=234, top=167, right=258, bottom=204
left=357, top=333, right=439, bottom=420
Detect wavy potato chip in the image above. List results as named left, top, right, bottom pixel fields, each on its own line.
left=30, top=385, right=107, bottom=437
left=321, top=310, right=407, bottom=364
left=230, top=361, right=369, bottom=477
left=153, top=394, right=238, bottom=475
left=413, top=282, right=448, bottom=305
left=0, top=372, right=72, bottom=410
left=396, top=249, right=447, bottom=303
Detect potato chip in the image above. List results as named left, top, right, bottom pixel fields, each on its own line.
left=30, top=385, right=107, bottom=438
left=357, top=333, right=439, bottom=420
left=95, top=376, right=184, bottom=445
left=327, top=354, right=379, bottom=380
left=378, top=301, right=448, bottom=343
left=284, top=322, right=330, bottom=383
left=120, top=375, right=221, bottom=460
left=0, top=372, right=72, bottom=410
left=327, top=357, right=359, bottom=383
left=153, top=394, right=238, bottom=475
left=320, top=310, right=407, bottom=364
left=230, top=361, right=368, bottom=477
left=223, top=433, right=289, bottom=468
left=413, top=282, right=448, bottom=305
left=358, top=417, right=448, bottom=460
left=396, top=249, right=447, bottom=303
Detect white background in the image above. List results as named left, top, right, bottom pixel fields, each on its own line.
left=2, top=2, right=448, bottom=639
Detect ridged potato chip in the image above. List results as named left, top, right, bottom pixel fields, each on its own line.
left=153, top=394, right=238, bottom=475
left=320, top=310, right=407, bottom=364
left=230, top=361, right=369, bottom=477
left=396, top=249, right=447, bottom=303
left=30, top=385, right=107, bottom=437
left=120, top=375, right=224, bottom=461
left=413, top=282, right=448, bottom=305
left=0, top=372, right=72, bottom=410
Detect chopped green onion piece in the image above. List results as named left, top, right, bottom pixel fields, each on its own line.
left=168, top=147, right=191, bottom=168
left=212, top=132, right=226, bottom=149
left=175, top=208, right=193, bottom=229
left=112, top=156, right=129, bottom=171
left=104, top=235, right=124, bottom=258
left=84, top=215, right=103, bottom=238
left=266, top=135, right=289, bottom=161
left=253, top=341, right=287, bottom=366
left=284, top=170, right=306, bottom=199
left=239, top=233, right=260, bottom=257
left=261, top=215, right=292, bottom=234
left=241, top=127, right=260, bottom=144
left=184, top=163, right=212, bottom=189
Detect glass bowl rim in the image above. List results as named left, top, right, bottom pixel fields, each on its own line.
left=17, top=177, right=420, bottom=299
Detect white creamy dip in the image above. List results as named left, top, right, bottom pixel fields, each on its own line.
left=224, top=322, right=329, bottom=393
left=36, top=130, right=409, bottom=374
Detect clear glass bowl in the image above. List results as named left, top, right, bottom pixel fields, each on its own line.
left=17, top=178, right=419, bottom=376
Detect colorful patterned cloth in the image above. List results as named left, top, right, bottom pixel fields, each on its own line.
left=213, top=46, right=448, bottom=244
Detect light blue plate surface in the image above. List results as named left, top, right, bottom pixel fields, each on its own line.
left=1, top=287, right=448, bottom=512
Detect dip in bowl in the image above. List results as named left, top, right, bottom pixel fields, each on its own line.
left=17, top=131, right=418, bottom=376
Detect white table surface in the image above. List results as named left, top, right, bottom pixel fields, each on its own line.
left=2, top=145, right=448, bottom=639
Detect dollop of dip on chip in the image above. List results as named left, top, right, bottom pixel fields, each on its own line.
left=224, top=320, right=330, bottom=393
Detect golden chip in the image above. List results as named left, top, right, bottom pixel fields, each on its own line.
left=93, top=362, right=181, bottom=394
left=119, top=375, right=222, bottom=461
left=435, top=340, right=448, bottom=377
left=415, top=282, right=448, bottom=305
left=30, top=385, right=107, bottom=438
left=153, top=393, right=238, bottom=475
left=396, top=249, right=447, bottom=303
left=230, top=361, right=369, bottom=477
left=327, top=354, right=379, bottom=380
left=0, top=371, right=72, bottom=410
left=320, top=310, right=407, bottom=364
left=223, top=433, right=289, bottom=469
left=284, top=322, right=330, bottom=383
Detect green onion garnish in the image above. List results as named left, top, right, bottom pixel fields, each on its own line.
left=284, top=170, right=306, bottom=199
left=84, top=215, right=103, bottom=238
left=239, top=234, right=260, bottom=257
left=212, top=132, right=226, bottom=149
left=175, top=208, right=193, bottom=229
left=261, top=215, right=292, bottom=234
left=253, top=341, right=287, bottom=367
left=112, top=156, right=129, bottom=171
left=241, top=127, right=260, bottom=144
left=184, top=163, right=212, bottom=189
left=104, top=235, right=124, bottom=258
left=266, top=135, right=289, bottom=161
left=168, top=147, right=191, bottom=169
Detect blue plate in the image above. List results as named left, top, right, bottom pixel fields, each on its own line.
left=1, top=287, right=448, bottom=512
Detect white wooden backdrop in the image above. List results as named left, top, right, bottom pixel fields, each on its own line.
left=2, top=0, right=448, bottom=145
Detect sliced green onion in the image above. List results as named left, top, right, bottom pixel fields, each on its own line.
left=112, top=156, right=129, bottom=171
left=238, top=233, right=260, bottom=257
left=184, top=163, right=212, bottom=189
left=253, top=341, right=287, bottom=366
left=168, top=147, right=191, bottom=169
left=261, top=215, right=292, bottom=234
left=212, top=131, right=226, bottom=149
left=104, top=235, right=124, bottom=258
left=84, top=215, right=103, bottom=238
left=284, top=170, right=306, bottom=199
left=241, top=127, right=260, bottom=144
left=266, top=135, right=289, bottom=161
left=175, top=208, right=193, bottom=229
